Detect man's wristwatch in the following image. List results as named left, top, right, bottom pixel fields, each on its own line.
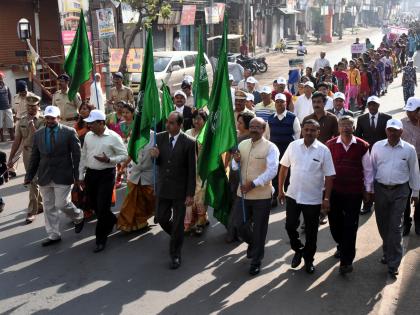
left=324, top=198, right=329, bottom=201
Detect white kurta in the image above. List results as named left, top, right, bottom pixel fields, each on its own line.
left=90, top=81, right=105, bottom=111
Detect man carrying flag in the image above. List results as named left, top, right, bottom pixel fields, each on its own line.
left=59, top=9, right=92, bottom=126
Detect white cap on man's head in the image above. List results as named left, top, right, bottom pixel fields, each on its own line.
left=44, top=106, right=60, bottom=118
left=277, top=77, right=287, bottom=85
left=386, top=118, right=403, bottom=130
left=174, top=90, right=187, bottom=99
left=333, top=92, right=346, bottom=101
left=404, top=97, right=420, bottom=111
left=304, top=81, right=315, bottom=89
left=367, top=95, right=380, bottom=104
left=246, top=76, right=258, bottom=84
left=183, top=75, right=194, bottom=84
left=275, top=93, right=287, bottom=102
left=246, top=93, right=254, bottom=102
left=260, top=86, right=272, bottom=94
left=84, top=109, right=106, bottom=123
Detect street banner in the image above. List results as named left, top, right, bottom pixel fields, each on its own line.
left=389, top=26, right=409, bottom=35
left=216, top=3, right=225, bottom=21
left=289, top=58, right=305, bottom=68
left=351, top=43, right=366, bottom=54
left=64, top=9, right=93, bottom=101
left=109, top=48, right=143, bottom=73
left=205, top=6, right=219, bottom=24
left=58, top=0, right=91, bottom=45
left=128, top=31, right=160, bottom=163
left=180, top=5, right=196, bottom=26
left=198, top=14, right=237, bottom=226
left=96, top=8, right=115, bottom=38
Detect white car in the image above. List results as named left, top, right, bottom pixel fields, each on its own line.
left=130, top=51, right=214, bottom=95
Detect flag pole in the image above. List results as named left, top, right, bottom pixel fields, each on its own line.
left=153, top=116, right=157, bottom=192
left=93, top=78, right=101, bottom=110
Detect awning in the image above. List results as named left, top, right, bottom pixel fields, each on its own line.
left=277, top=8, right=300, bottom=15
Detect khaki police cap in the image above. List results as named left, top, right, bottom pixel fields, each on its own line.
left=234, top=90, right=247, bottom=100
left=26, top=94, right=41, bottom=105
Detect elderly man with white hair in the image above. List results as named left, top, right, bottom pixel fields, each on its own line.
left=173, top=90, right=193, bottom=131
left=246, top=76, right=261, bottom=104
left=90, top=73, right=105, bottom=111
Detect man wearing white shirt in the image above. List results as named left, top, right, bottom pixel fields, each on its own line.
left=313, top=51, right=331, bottom=74
left=78, top=110, right=128, bottom=252
left=268, top=93, right=301, bottom=207
left=294, top=81, right=315, bottom=123
left=371, top=118, right=420, bottom=278
left=232, top=117, right=280, bottom=276
left=278, top=119, right=335, bottom=274
left=326, top=116, right=373, bottom=275
left=90, top=73, right=104, bottom=111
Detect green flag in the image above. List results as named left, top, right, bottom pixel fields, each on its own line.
left=197, top=15, right=237, bottom=226
left=193, top=26, right=209, bottom=109
left=161, top=80, right=174, bottom=129
left=64, top=10, right=93, bottom=101
left=128, top=31, right=160, bottom=163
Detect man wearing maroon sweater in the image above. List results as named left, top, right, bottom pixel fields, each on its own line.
left=326, top=116, right=374, bottom=275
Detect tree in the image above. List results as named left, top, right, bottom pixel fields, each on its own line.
left=118, top=0, right=172, bottom=73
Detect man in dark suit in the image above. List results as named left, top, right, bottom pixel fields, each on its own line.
left=355, top=95, right=392, bottom=214
left=150, top=111, right=196, bottom=269
left=328, top=92, right=354, bottom=118
left=173, top=90, right=192, bottom=131
left=24, top=106, right=84, bottom=246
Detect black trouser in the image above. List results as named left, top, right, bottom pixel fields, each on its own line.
left=235, top=198, right=271, bottom=266
left=156, top=198, right=186, bottom=259
left=285, top=197, right=320, bottom=264
left=272, top=144, right=290, bottom=199
left=404, top=188, right=420, bottom=230
left=328, top=191, right=363, bottom=266
left=85, top=168, right=116, bottom=245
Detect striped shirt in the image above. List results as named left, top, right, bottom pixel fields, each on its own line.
left=255, top=100, right=276, bottom=121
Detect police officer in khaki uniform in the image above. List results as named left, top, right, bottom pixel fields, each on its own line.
left=107, top=72, right=134, bottom=112
left=52, top=74, right=82, bottom=126
left=8, top=94, right=44, bottom=224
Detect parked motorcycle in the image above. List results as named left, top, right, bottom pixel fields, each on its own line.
left=236, top=55, right=258, bottom=75
left=256, top=57, right=268, bottom=73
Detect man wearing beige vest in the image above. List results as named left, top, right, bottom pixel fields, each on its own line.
left=232, top=117, right=280, bottom=276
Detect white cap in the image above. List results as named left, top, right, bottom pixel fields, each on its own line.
left=229, top=73, right=234, bottom=81
left=304, top=81, right=315, bottom=89
left=84, top=109, right=106, bottom=122
left=386, top=118, right=403, bottom=130
left=275, top=93, right=287, bottom=102
left=260, top=86, right=272, bottom=94
left=367, top=95, right=380, bottom=104
left=183, top=75, right=194, bottom=84
left=174, top=90, right=187, bottom=99
left=408, top=57, right=414, bottom=63
left=246, top=76, right=258, bottom=84
left=404, top=97, right=420, bottom=111
left=246, top=93, right=254, bottom=102
left=333, top=92, right=346, bottom=101
left=44, top=106, right=60, bottom=118
left=277, top=77, right=287, bottom=85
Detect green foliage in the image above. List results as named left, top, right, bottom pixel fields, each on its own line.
left=120, top=0, right=172, bottom=29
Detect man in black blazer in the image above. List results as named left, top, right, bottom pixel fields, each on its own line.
left=328, top=92, right=354, bottom=118
left=24, top=106, right=84, bottom=246
left=355, top=96, right=392, bottom=214
left=150, top=111, right=196, bottom=269
left=173, top=90, right=192, bottom=131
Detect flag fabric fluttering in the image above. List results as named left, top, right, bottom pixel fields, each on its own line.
left=64, top=10, right=93, bottom=101
left=161, top=80, right=174, bottom=129
left=193, top=25, right=209, bottom=109
left=197, top=15, right=237, bottom=226
left=128, top=30, right=161, bottom=163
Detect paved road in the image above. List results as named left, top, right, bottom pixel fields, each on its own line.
left=0, top=29, right=419, bottom=315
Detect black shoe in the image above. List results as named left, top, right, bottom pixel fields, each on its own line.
left=42, top=238, right=61, bottom=247
left=93, top=243, right=106, bottom=253
left=339, top=264, right=353, bottom=275
left=333, top=249, right=341, bottom=259
left=170, top=257, right=181, bottom=269
left=249, top=264, right=261, bottom=276
left=360, top=208, right=371, bottom=215
left=380, top=256, right=387, bottom=264
left=271, top=198, right=278, bottom=208
left=305, top=262, right=315, bottom=274
left=8, top=171, right=17, bottom=178
left=74, top=219, right=85, bottom=234
left=291, top=251, right=303, bottom=268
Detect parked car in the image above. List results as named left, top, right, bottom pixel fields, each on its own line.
left=130, top=51, right=214, bottom=96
